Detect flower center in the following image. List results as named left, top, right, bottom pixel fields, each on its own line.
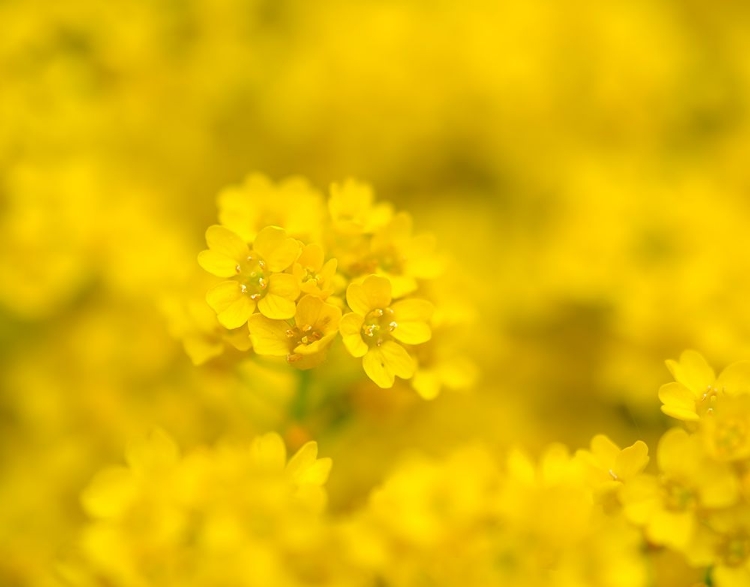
left=720, top=533, right=750, bottom=567
left=361, top=307, right=397, bottom=347
left=235, top=254, right=268, bottom=301
left=285, top=324, right=324, bottom=364
left=712, top=417, right=749, bottom=460
left=697, top=385, right=720, bottom=416
left=302, top=267, right=319, bottom=285
left=661, top=479, right=697, bottom=512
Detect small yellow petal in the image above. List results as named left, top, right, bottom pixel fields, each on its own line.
left=198, top=250, right=239, bottom=278
left=295, top=295, right=341, bottom=332
left=363, top=348, right=396, bottom=388
left=268, top=272, right=301, bottom=301
left=286, top=441, right=318, bottom=480
left=391, top=318, right=431, bottom=345
left=341, top=313, right=367, bottom=357
left=258, top=293, right=296, bottom=320
left=295, top=458, right=332, bottom=486
left=248, top=314, right=290, bottom=356
left=207, top=281, right=256, bottom=329
left=613, top=440, right=649, bottom=480
left=379, top=340, right=415, bottom=379
left=658, top=381, right=698, bottom=420
left=347, top=276, right=392, bottom=314
left=391, top=299, right=434, bottom=322
left=205, top=225, right=249, bottom=261
left=297, top=243, right=325, bottom=271
left=666, top=350, right=715, bottom=393
left=253, top=226, right=301, bottom=272
left=363, top=341, right=415, bottom=388
left=716, top=360, right=750, bottom=395
left=590, top=434, right=620, bottom=466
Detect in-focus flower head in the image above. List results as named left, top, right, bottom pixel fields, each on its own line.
left=340, top=275, right=433, bottom=388
left=292, top=243, right=338, bottom=299
left=249, top=295, right=342, bottom=369
left=199, top=225, right=301, bottom=328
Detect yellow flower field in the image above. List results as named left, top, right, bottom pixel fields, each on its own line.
left=3, top=1, right=750, bottom=585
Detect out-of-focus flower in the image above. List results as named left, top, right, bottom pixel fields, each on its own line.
left=328, top=179, right=392, bottom=236
left=199, top=225, right=301, bottom=327
left=659, top=351, right=750, bottom=422
left=340, top=275, right=433, bottom=388
left=575, top=435, right=649, bottom=499
left=620, top=428, right=739, bottom=551
left=218, top=173, right=326, bottom=243
left=62, top=428, right=334, bottom=587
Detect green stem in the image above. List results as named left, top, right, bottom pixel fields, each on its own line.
left=291, top=369, right=312, bottom=422
left=705, top=567, right=713, bottom=587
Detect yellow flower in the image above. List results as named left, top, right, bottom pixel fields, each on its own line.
left=340, top=275, right=433, bottom=388
left=71, top=429, right=334, bottom=586
left=217, top=173, right=325, bottom=242
left=291, top=243, right=338, bottom=299
left=692, top=507, right=750, bottom=587
left=659, top=350, right=750, bottom=422
left=620, top=428, right=739, bottom=551
left=701, top=394, right=750, bottom=462
left=248, top=295, right=342, bottom=370
left=198, top=225, right=301, bottom=328
left=328, top=178, right=393, bottom=235
left=575, top=434, right=649, bottom=498
left=367, top=211, right=444, bottom=297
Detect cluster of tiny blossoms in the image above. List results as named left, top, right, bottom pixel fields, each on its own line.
left=642, top=350, right=750, bottom=586
left=65, top=348, right=750, bottom=586
left=192, top=174, right=463, bottom=396
left=65, top=432, right=651, bottom=587
left=59, top=429, right=339, bottom=587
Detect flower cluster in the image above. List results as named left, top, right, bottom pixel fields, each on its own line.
left=60, top=429, right=337, bottom=587
left=343, top=443, right=649, bottom=587
left=621, top=350, right=750, bottom=587
left=191, top=174, right=466, bottom=396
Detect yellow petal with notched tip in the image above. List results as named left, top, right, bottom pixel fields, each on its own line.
left=658, top=382, right=698, bottom=421
left=207, top=281, right=256, bottom=328
left=347, top=275, right=392, bottom=315
left=205, top=225, right=249, bottom=259
left=613, top=440, right=649, bottom=481
left=253, top=226, right=301, bottom=272
left=665, top=350, right=715, bottom=394
left=590, top=434, right=620, bottom=466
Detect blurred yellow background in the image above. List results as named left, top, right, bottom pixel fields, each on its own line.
left=3, top=1, right=750, bottom=585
